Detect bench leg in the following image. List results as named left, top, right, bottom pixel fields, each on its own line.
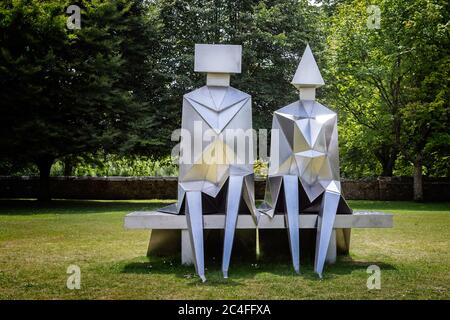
left=336, top=228, right=351, bottom=255
left=181, top=229, right=194, bottom=265
left=147, top=230, right=181, bottom=257
left=325, top=229, right=337, bottom=264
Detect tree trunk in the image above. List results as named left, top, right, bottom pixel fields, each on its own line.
left=376, top=146, right=396, bottom=177
left=37, top=157, right=54, bottom=202
left=64, top=158, right=73, bottom=176
left=381, top=157, right=394, bottom=176
left=413, top=154, right=424, bottom=202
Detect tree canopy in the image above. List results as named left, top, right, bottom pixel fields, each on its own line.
left=323, top=0, right=449, bottom=199
left=0, top=0, right=159, bottom=199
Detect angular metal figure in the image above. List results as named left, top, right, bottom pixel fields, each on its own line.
left=260, top=44, right=351, bottom=277
left=160, top=44, right=258, bottom=281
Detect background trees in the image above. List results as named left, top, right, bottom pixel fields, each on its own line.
left=0, top=0, right=158, bottom=200
left=325, top=0, right=409, bottom=177
left=0, top=0, right=448, bottom=201
left=323, top=0, right=449, bottom=199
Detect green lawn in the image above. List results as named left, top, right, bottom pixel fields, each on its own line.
left=0, top=199, right=449, bottom=300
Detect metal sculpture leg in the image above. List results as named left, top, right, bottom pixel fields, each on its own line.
left=314, top=190, right=340, bottom=278
left=222, top=176, right=244, bottom=278
left=185, top=191, right=206, bottom=282
left=283, top=175, right=300, bottom=274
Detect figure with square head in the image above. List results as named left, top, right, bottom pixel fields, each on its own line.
left=161, top=44, right=258, bottom=281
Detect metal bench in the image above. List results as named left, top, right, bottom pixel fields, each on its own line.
left=124, top=211, right=393, bottom=264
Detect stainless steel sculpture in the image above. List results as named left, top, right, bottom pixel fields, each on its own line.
left=160, top=44, right=258, bottom=281
left=260, top=44, right=351, bottom=278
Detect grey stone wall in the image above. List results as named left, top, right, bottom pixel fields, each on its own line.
left=0, top=176, right=449, bottom=201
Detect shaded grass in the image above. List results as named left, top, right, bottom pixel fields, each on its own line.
left=0, top=199, right=449, bottom=299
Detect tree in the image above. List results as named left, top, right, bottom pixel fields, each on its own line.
left=0, top=0, right=157, bottom=200
left=398, top=0, right=449, bottom=200
left=324, top=0, right=449, bottom=198
left=324, top=0, right=412, bottom=176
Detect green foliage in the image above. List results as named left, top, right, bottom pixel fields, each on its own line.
left=253, top=159, right=268, bottom=177
left=0, top=0, right=159, bottom=178
left=0, top=152, right=269, bottom=178
left=56, top=154, right=178, bottom=177
left=324, top=0, right=449, bottom=178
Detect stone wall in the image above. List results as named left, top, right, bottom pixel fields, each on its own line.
left=0, top=176, right=449, bottom=201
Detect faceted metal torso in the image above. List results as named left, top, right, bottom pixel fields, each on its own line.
left=266, top=99, right=342, bottom=210
left=178, top=85, right=256, bottom=210
left=161, top=83, right=257, bottom=281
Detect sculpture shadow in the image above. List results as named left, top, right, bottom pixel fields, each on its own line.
left=322, top=256, right=397, bottom=277
left=253, top=251, right=397, bottom=280
left=120, top=223, right=396, bottom=282
left=120, top=256, right=245, bottom=286
left=119, top=254, right=397, bottom=284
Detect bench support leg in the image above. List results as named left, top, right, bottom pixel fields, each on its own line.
left=182, top=228, right=337, bottom=265
left=325, top=229, right=337, bottom=264
left=181, top=229, right=194, bottom=265
left=147, top=230, right=181, bottom=257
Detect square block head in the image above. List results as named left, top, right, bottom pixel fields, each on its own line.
left=194, top=44, right=242, bottom=74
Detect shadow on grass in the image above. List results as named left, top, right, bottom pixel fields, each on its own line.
left=0, top=199, right=174, bottom=215
left=324, top=256, right=396, bottom=277
left=118, top=255, right=397, bottom=284
left=118, top=256, right=245, bottom=286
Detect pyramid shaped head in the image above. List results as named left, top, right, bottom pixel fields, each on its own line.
left=291, top=44, right=325, bottom=90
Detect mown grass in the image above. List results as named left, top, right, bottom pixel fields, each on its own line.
left=0, top=199, right=449, bottom=299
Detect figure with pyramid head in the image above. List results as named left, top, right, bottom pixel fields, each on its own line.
left=260, top=44, right=352, bottom=278
left=160, top=44, right=258, bottom=282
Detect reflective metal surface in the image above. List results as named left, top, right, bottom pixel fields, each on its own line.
left=194, top=44, right=242, bottom=73
left=283, top=175, right=300, bottom=273
left=185, top=191, right=205, bottom=282
left=314, top=190, right=339, bottom=278
left=261, top=44, right=351, bottom=277
left=159, top=44, right=258, bottom=281
left=222, top=175, right=244, bottom=278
